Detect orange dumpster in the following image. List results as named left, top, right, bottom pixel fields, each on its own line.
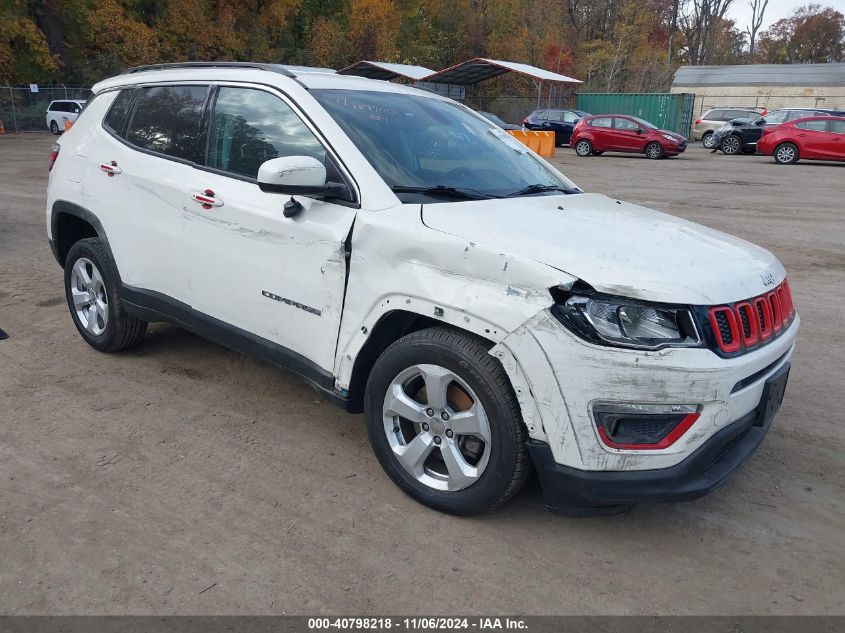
left=506, top=130, right=555, bottom=158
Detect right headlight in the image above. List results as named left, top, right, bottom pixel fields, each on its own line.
left=553, top=295, right=703, bottom=350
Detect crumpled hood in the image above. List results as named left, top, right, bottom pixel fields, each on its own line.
left=422, top=192, right=784, bottom=305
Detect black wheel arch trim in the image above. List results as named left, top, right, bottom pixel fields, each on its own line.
left=49, top=200, right=117, bottom=271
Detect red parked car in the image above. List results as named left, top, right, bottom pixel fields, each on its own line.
left=570, top=114, right=688, bottom=159
left=757, top=116, right=845, bottom=164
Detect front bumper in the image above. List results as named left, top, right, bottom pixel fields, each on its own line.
left=528, top=363, right=788, bottom=513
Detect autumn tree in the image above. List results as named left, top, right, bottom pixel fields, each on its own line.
left=746, top=0, right=769, bottom=57
left=757, top=4, right=845, bottom=63
left=679, top=0, right=735, bottom=64
left=347, top=0, right=402, bottom=61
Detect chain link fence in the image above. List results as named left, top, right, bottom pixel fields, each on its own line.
left=1, top=85, right=93, bottom=134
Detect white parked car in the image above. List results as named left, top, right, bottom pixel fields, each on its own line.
left=46, top=63, right=798, bottom=515
left=46, top=99, right=86, bottom=134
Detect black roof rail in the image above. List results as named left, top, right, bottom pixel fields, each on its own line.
left=121, top=62, right=296, bottom=78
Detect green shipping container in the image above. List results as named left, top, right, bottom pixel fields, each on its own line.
left=575, top=93, right=695, bottom=137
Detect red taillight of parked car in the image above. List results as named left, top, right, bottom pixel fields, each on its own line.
left=708, top=279, right=795, bottom=354
left=694, top=118, right=701, bottom=125
left=48, top=143, right=60, bottom=172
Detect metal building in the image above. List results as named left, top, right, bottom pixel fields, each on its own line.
left=671, top=63, right=845, bottom=117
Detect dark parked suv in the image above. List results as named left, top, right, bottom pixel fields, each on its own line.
left=714, top=108, right=845, bottom=155
left=523, top=109, right=590, bottom=146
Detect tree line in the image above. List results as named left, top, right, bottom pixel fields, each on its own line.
left=2, top=0, right=844, bottom=91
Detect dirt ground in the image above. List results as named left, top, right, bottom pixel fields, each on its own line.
left=1, top=134, right=843, bottom=615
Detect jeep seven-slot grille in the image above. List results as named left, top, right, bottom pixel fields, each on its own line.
left=707, top=279, right=795, bottom=355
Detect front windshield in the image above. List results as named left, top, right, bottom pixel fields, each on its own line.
left=312, top=89, right=579, bottom=199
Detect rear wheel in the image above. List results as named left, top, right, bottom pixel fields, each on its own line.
left=364, top=327, right=529, bottom=515
left=64, top=238, right=147, bottom=352
left=50, top=120, right=60, bottom=135
left=575, top=139, right=593, bottom=157
left=645, top=142, right=663, bottom=159
left=720, top=135, right=742, bottom=155
left=701, top=132, right=716, bottom=149
left=774, top=142, right=799, bottom=164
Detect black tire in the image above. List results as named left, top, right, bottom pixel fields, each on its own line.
left=645, top=141, right=664, bottom=159
left=64, top=238, right=147, bottom=352
left=364, top=327, right=529, bottom=515
left=50, top=120, right=60, bottom=135
left=574, top=139, right=593, bottom=157
left=773, top=142, right=799, bottom=164
left=701, top=132, right=716, bottom=149
left=720, top=135, right=742, bottom=155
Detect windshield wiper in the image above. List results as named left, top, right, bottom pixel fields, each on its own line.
left=506, top=184, right=581, bottom=197
left=391, top=185, right=494, bottom=200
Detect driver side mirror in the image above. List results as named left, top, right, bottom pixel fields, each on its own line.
left=636, top=128, right=643, bottom=134
left=257, top=156, right=350, bottom=199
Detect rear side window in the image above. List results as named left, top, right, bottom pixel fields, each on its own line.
left=126, top=85, right=208, bottom=161
left=591, top=117, right=613, bottom=128
left=705, top=110, right=726, bottom=121
left=50, top=102, right=68, bottom=112
left=796, top=119, right=828, bottom=131
left=104, top=90, right=134, bottom=135
left=207, top=87, right=325, bottom=179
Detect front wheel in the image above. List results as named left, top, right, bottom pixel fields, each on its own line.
left=720, top=135, right=742, bottom=155
left=701, top=132, right=717, bottom=149
left=364, top=327, right=529, bottom=515
left=64, top=238, right=147, bottom=352
left=645, top=142, right=664, bottom=159
left=774, top=142, right=799, bottom=164
left=574, top=139, right=593, bottom=157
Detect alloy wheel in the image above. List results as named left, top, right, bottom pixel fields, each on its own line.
left=722, top=136, right=740, bottom=154
left=382, top=364, right=491, bottom=492
left=575, top=140, right=591, bottom=156
left=702, top=133, right=716, bottom=149
left=70, top=257, right=108, bottom=336
left=776, top=145, right=796, bottom=164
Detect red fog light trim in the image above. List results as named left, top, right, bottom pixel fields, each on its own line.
left=709, top=306, right=741, bottom=353
left=597, top=413, right=701, bottom=450
left=734, top=301, right=759, bottom=347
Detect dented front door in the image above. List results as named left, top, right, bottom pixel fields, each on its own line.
left=182, top=174, right=356, bottom=373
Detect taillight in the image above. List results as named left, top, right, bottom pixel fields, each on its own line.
left=48, top=143, right=60, bottom=171
left=694, top=118, right=701, bottom=125
left=522, top=118, right=528, bottom=126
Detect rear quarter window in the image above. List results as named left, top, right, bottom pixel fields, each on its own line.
left=104, top=90, right=135, bottom=136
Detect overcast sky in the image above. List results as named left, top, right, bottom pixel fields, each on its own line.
left=725, top=0, right=840, bottom=32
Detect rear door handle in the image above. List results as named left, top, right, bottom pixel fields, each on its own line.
left=99, top=161, right=121, bottom=176
left=191, top=189, right=224, bottom=209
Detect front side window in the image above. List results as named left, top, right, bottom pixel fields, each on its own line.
left=614, top=118, right=638, bottom=131
left=764, top=111, right=789, bottom=124
left=126, top=85, right=208, bottom=161
left=562, top=111, right=580, bottom=123
left=830, top=120, right=845, bottom=134
left=208, top=87, right=326, bottom=179
left=312, top=89, right=577, bottom=199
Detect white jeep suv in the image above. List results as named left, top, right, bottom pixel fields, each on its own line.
left=46, top=62, right=798, bottom=515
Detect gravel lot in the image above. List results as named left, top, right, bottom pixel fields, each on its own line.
left=1, top=134, right=843, bottom=615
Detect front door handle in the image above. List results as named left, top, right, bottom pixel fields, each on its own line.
left=191, top=189, right=224, bottom=209
left=99, top=161, right=121, bottom=176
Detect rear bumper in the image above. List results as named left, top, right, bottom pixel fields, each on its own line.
left=529, top=364, right=788, bottom=513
